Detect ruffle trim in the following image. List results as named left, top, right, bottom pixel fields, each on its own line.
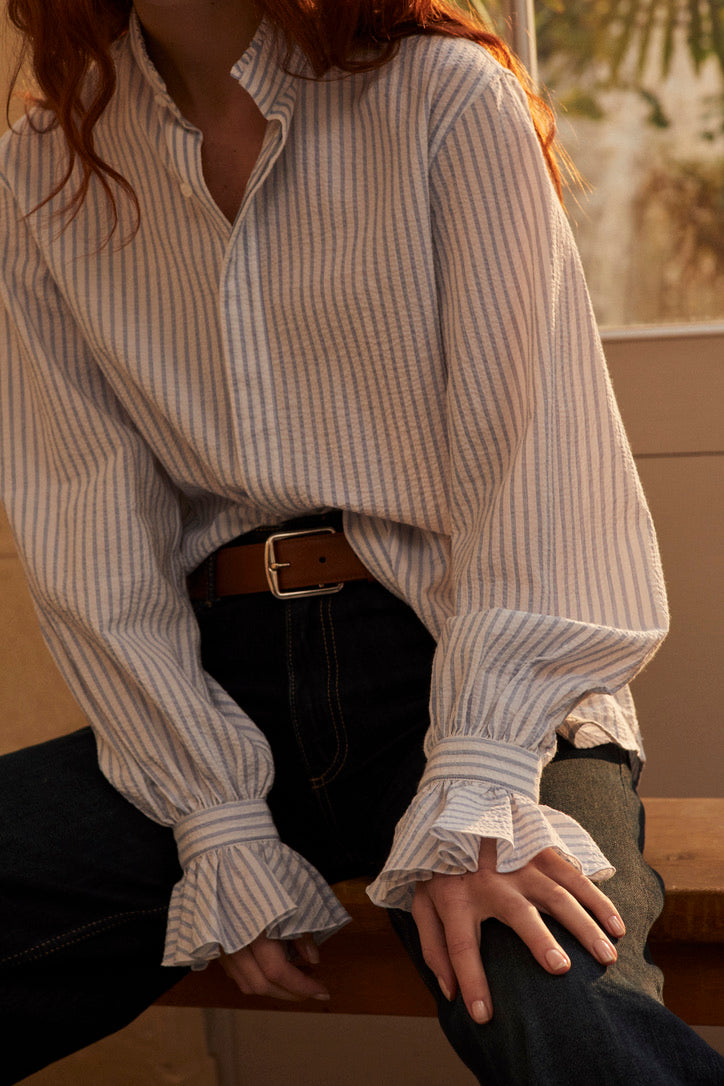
left=367, top=781, right=614, bottom=911
left=162, top=838, right=351, bottom=969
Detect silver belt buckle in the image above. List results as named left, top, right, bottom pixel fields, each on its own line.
left=264, top=527, right=345, bottom=599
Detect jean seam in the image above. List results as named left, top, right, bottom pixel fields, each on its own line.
left=617, top=762, right=666, bottom=953
left=309, top=596, right=349, bottom=789
left=1, top=905, right=168, bottom=966
left=285, top=602, right=315, bottom=779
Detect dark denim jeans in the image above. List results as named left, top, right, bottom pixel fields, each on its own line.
left=1, top=577, right=722, bottom=1084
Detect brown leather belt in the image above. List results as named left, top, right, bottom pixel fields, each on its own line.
left=187, top=527, right=375, bottom=601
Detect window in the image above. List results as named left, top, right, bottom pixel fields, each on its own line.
left=463, top=0, right=724, bottom=330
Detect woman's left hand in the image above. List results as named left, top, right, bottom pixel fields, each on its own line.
left=411, top=838, right=625, bottom=1025
left=220, top=932, right=329, bottom=1003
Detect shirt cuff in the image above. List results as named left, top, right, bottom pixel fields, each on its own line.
left=366, top=737, right=614, bottom=911
left=162, top=800, right=351, bottom=968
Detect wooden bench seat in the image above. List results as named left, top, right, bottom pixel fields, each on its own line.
left=158, top=798, right=724, bottom=1026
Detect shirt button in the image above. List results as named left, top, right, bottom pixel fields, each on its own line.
left=180, top=182, right=193, bottom=198
left=154, top=93, right=166, bottom=108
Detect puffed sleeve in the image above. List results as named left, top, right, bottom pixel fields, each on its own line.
left=0, top=171, right=349, bottom=967
left=368, top=68, right=668, bottom=909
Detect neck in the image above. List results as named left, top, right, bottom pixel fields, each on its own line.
left=134, top=0, right=263, bottom=117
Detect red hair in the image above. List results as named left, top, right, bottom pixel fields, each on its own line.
left=6, top=0, right=561, bottom=234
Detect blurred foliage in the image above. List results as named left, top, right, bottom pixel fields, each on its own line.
left=535, top=0, right=724, bottom=81
left=449, top=0, right=501, bottom=32
left=535, top=1, right=724, bottom=131
left=631, top=156, right=724, bottom=319
left=449, top=1, right=724, bottom=80
left=450, top=2, right=724, bottom=133
left=642, top=156, right=724, bottom=249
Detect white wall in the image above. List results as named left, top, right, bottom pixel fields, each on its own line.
left=604, top=328, right=724, bottom=798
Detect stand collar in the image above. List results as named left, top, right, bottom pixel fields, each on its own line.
left=127, top=9, right=307, bottom=123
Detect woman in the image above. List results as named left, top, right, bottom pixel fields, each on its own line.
left=1, top=1, right=721, bottom=1082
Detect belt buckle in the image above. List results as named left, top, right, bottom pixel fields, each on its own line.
left=264, top=527, right=345, bottom=599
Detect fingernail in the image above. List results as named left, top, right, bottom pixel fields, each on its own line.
left=436, top=976, right=452, bottom=1002
left=607, top=915, right=625, bottom=937
left=545, top=948, right=570, bottom=972
left=306, top=943, right=320, bottom=965
left=313, top=991, right=330, bottom=1001
left=472, top=999, right=490, bottom=1023
left=595, top=939, right=617, bottom=964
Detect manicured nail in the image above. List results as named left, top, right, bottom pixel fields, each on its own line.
left=313, top=991, right=331, bottom=1001
left=437, top=976, right=453, bottom=1001
left=545, top=948, right=570, bottom=972
left=305, top=942, right=320, bottom=965
left=595, top=939, right=617, bottom=964
left=607, top=915, right=625, bottom=937
left=472, top=999, right=491, bottom=1023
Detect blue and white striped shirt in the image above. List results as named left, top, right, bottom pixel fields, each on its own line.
left=0, top=15, right=668, bottom=968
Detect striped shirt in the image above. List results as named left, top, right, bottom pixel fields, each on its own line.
left=0, top=15, right=668, bottom=968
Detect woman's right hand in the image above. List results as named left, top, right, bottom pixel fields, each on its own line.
left=411, top=839, right=624, bottom=1025
left=220, top=932, right=330, bottom=1002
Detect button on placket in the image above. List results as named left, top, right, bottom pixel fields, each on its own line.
left=164, top=117, right=206, bottom=214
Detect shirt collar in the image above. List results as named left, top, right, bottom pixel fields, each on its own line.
left=127, top=9, right=306, bottom=124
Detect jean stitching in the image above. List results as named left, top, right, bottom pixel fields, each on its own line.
left=285, top=602, right=314, bottom=777
left=1, top=905, right=167, bottom=966
left=618, top=761, right=666, bottom=938
left=310, top=597, right=349, bottom=789
left=617, top=764, right=666, bottom=1004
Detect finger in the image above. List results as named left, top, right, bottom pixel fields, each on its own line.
left=224, top=939, right=329, bottom=1002
left=292, top=933, right=320, bottom=966
left=439, top=913, right=493, bottom=1025
left=252, top=936, right=330, bottom=1001
left=222, top=945, right=299, bottom=1000
left=411, top=889, right=457, bottom=1002
left=538, top=853, right=626, bottom=939
left=530, top=878, right=619, bottom=967
left=499, top=879, right=617, bottom=972
left=493, top=894, right=574, bottom=974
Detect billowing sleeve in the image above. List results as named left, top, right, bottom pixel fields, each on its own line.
left=368, top=69, right=668, bottom=909
left=0, top=174, right=349, bottom=966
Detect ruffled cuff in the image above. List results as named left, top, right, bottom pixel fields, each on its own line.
left=162, top=800, right=351, bottom=968
left=367, top=737, right=614, bottom=911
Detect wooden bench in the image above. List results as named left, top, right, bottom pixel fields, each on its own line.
left=158, top=798, right=724, bottom=1026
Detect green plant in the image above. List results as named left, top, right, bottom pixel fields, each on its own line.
left=536, top=0, right=724, bottom=81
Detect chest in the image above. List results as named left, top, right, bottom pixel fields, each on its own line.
left=41, top=96, right=449, bottom=506
left=198, top=91, right=269, bottom=223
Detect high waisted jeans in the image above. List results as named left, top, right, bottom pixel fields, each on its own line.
left=1, top=577, right=723, bottom=1084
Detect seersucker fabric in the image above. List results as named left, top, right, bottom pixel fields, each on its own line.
left=0, top=14, right=668, bottom=967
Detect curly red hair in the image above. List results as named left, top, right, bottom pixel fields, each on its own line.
left=6, top=0, right=561, bottom=234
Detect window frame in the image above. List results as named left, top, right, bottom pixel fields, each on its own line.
left=502, top=0, right=538, bottom=83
